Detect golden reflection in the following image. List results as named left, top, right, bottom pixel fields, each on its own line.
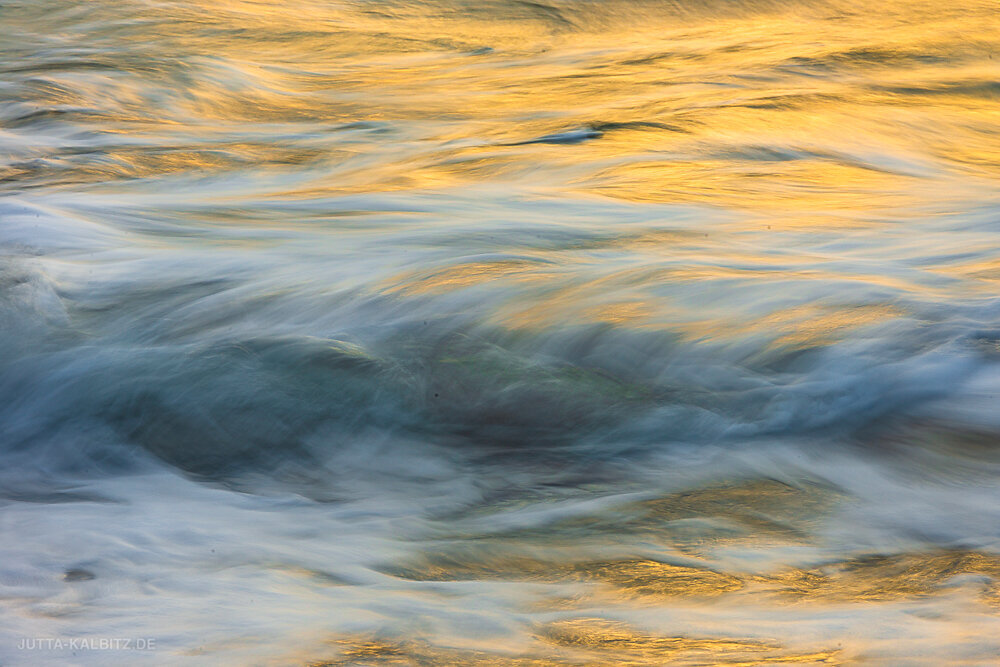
left=537, top=617, right=774, bottom=656
left=311, top=621, right=842, bottom=666
left=381, top=552, right=742, bottom=599
left=380, top=479, right=839, bottom=606
left=312, top=638, right=566, bottom=666
left=743, top=303, right=903, bottom=350
left=10, top=0, right=997, bottom=209
left=383, top=259, right=560, bottom=295
left=381, top=470, right=1000, bottom=615
left=584, top=559, right=743, bottom=598
left=633, top=479, right=838, bottom=554
left=582, top=301, right=655, bottom=325
left=579, top=156, right=918, bottom=211
left=426, top=479, right=827, bottom=563
left=471, top=261, right=914, bottom=337
left=2, top=144, right=335, bottom=189
left=762, top=551, right=1000, bottom=604
left=536, top=618, right=841, bottom=664
left=935, top=256, right=1000, bottom=294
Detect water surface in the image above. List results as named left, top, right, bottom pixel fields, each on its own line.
left=3, top=0, right=1000, bottom=663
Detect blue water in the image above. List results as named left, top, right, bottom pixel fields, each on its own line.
left=3, top=0, right=1000, bottom=663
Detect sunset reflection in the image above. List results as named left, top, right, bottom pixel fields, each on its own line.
left=3, top=0, right=1000, bottom=663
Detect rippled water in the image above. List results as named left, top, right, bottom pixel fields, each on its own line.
left=3, top=0, right=1000, bottom=664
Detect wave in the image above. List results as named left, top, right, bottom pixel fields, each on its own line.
left=1, top=244, right=991, bottom=486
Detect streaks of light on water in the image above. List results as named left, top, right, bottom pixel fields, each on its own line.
left=2, top=0, right=1000, bottom=664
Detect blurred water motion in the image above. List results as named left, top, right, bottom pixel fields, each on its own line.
left=3, top=0, right=1000, bottom=663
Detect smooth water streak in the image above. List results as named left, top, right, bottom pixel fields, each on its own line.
left=2, top=0, right=1000, bottom=664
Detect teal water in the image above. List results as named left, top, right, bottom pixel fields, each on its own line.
left=3, top=0, right=1000, bottom=663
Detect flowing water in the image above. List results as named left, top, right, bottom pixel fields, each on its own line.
left=3, top=0, right=1000, bottom=664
